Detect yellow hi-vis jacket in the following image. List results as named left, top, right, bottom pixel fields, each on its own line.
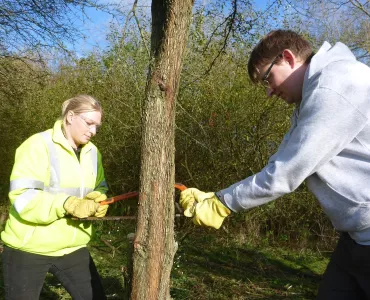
left=1, top=120, right=108, bottom=256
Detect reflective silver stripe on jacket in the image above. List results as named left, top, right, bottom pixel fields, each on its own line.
left=13, top=131, right=97, bottom=212
left=40, top=131, right=60, bottom=191
left=10, top=179, right=44, bottom=191
left=40, top=131, right=96, bottom=195
left=91, top=147, right=97, bottom=178
left=14, top=189, right=38, bottom=213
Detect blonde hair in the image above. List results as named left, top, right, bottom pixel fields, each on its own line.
left=61, top=95, right=103, bottom=128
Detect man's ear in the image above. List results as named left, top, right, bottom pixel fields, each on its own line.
left=282, top=49, right=296, bottom=68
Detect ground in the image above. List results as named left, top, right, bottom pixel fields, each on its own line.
left=0, top=220, right=329, bottom=299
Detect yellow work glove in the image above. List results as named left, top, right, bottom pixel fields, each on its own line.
left=64, top=196, right=100, bottom=218
left=179, top=188, right=231, bottom=229
left=84, top=191, right=109, bottom=218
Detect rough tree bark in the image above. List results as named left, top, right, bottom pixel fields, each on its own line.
left=130, top=0, right=194, bottom=299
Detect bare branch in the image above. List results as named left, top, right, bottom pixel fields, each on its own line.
left=202, top=0, right=237, bottom=75
left=183, top=0, right=280, bottom=89
left=349, top=0, right=370, bottom=17
left=132, top=0, right=150, bottom=57
left=0, top=0, right=113, bottom=61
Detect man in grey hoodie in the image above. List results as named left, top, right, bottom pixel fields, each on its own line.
left=180, top=29, right=370, bottom=299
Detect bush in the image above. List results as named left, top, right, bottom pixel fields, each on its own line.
left=0, top=32, right=335, bottom=247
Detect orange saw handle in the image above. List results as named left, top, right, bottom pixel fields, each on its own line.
left=100, top=183, right=187, bottom=205
left=100, top=191, right=139, bottom=205
left=174, top=183, right=187, bottom=191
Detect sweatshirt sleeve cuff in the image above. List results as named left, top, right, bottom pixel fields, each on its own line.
left=215, top=191, right=236, bottom=212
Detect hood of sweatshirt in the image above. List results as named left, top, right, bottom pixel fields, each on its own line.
left=307, top=41, right=356, bottom=80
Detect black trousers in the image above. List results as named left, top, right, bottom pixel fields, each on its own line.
left=317, top=232, right=370, bottom=300
left=2, top=246, right=106, bottom=300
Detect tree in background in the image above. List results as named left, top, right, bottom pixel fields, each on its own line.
left=281, top=0, right=370, bottom=62
left=0, top=0, right=111, bottom=60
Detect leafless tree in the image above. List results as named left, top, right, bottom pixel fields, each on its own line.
left=0, top=0, right=111, bottom=61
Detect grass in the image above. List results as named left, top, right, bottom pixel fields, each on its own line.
left=170, top=229, right=329, bottom=300
left=0, top=221, right=331, bottom=300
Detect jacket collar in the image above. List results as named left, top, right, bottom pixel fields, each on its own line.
left=52, top=120, right=92, bottom=153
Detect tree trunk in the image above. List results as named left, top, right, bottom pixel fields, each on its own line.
left=130, top=0, right=194, bottom=299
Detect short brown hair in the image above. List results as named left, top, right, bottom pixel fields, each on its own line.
left=248, top=30, right=314, bottom=83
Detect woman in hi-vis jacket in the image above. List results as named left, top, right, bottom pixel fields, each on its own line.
left=1, top=94, right=109, bottom=300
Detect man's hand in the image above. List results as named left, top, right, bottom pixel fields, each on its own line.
left=64, top=196, right=100, bottom=218
left=84, top=191, right=109, bottom=217
left=179, top=188, right=231, bottom=229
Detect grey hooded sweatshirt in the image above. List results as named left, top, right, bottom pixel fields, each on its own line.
left=216, top=42, right=370, bottom=244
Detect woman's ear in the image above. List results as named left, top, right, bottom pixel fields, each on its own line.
left=67, top=111, right=74, bottom=124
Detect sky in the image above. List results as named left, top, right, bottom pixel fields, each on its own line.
left=71, top=0, right=272, bottom=56
left=69, top=6, right=114, bottom=55
left=70, top=0, right=151, bottom=55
